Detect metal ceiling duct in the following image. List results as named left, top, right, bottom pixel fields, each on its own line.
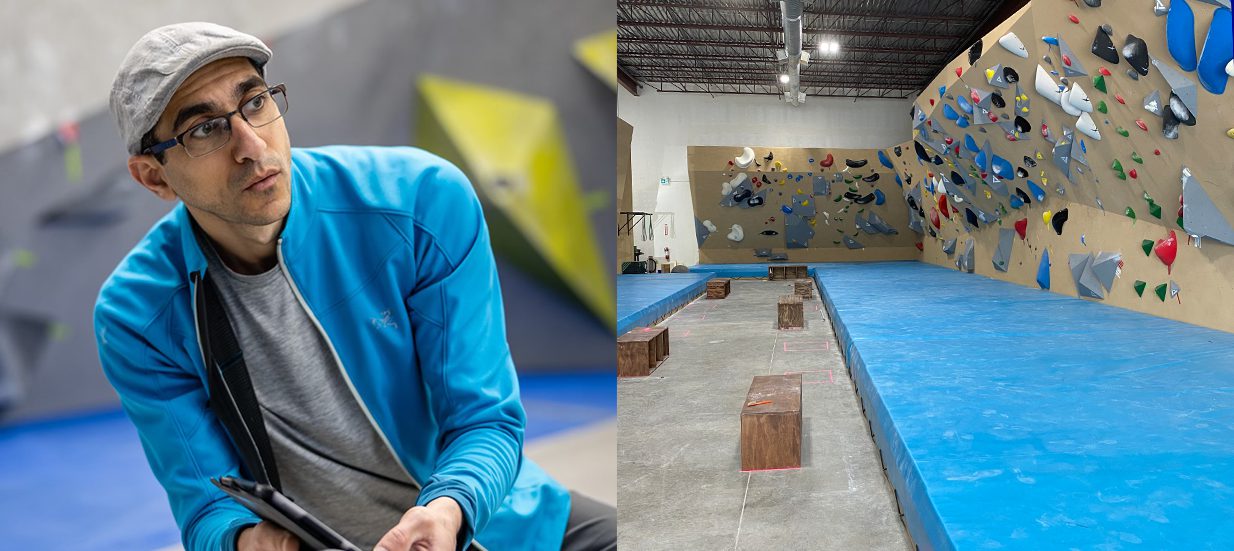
left=779, top=0, right=807, bottom=105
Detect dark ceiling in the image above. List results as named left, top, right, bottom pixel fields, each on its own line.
left=617, top=0, right=1023, bottom=98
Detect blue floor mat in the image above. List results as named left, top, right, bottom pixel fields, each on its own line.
left=0, top=371, right=613, bottom=550
left=813, top=261, right=1234, bottom=550
left=616, top=273, right=711, bottom=335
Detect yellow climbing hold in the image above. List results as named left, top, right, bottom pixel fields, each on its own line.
left=774, top=160, right=783, bottom=171
left=573, top=29, right=617, bottom=89
left=1227, top=128, right=1234, bottom=139
left=984, top=190, right=992, bottom=199
left=803, top=200, right=810, bottom=206
left=986, top=69, right=996, bottom=81
left=1043, top=210, right=1053, bottom=225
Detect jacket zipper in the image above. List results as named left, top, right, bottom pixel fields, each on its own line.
left=278, top=242, right=490, bottom=551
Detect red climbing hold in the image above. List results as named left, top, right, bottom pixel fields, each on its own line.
left=1099, top=67, right=1112, bottom=76
left=729, top=160, right=734, bottom=165
left=1154, top=230, right=1178, bottom=274
left=930, top=98, right=936, bottom=106
left=1041, top=123, right=1050, bottom=137
left=1015, top=218, right=1028, bottom=240
left=938, top=195, right=950, bottom=218
left=954, top=145, right=962, bottom=155
left=822, top=153, right=834, bottom=167
left=1068, top=14, right=1079, bottom=23
left=1115, top=93, right=1126, bottom=104
left=1129, top=168, right=1138, bottom=179
left=944, top=137, right=954, bottom=145
left=1063, top=54, right=1072, bottom=66
left=930, top=208, right=941, bottom=229
left=956, top=67, right=963, bottom=77
left=989, top=113, right=999, bottom=123
left=1006, top=134, right=1018, bottom=142
left=915, top=242, right=924, bottom=251
left=1136, top=119, right=1148, bottom=132
left=1154, top=149, right=1162, bottom=155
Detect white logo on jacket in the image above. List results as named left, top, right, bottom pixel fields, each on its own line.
left=371, top=309, right=398, bottom=330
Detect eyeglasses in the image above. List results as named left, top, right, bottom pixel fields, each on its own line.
left=145, top=84, right=288, bottom=158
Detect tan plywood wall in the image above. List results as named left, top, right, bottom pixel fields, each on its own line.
left=618, top=117, right=635, bottom=269
left=688, top=145, right=919, bottom=263
left=906, top=1, right=1234, bottom=333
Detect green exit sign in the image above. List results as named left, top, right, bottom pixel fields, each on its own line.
left=659, top=177, right=670, bottom=185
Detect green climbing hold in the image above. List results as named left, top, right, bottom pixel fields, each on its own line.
left=1149, top=202, right=1162, bottom=219
left=1130, top=152, right=1143, bottom=164
left=1178, top=216, right=1185, bottom=229
left=1143, top=191, right=1153, bottom=202
left=1097, top=100, right=1108, bottom=114
left=13, top=249, right=35, bottom=268
left=1154, top=283, right=1168, bottom=302
left=858, top=208, right=866, bottom=213
left=1134, top=280, right=1147, bottom=297
left=1125, top=207, right=1136, bottom=221
left=848, top=186, right=859, bottom=193
left=1116, top=127, right=1130, bottom=137
left=834, top=195, right=844, bottom=202
left=833, top=240, right=841, bottom=245
left=1142, top=239, right=1154, bottom=256
left=1093, top=74, right=1107, bottom=93
left=1111, top=159, right=1123, bottom=172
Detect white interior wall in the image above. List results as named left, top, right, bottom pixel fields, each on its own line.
left=617, top=86, right=914, bottom=267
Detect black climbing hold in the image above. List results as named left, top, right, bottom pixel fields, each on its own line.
left=1014, top=116, right=1031, bottom=133
left=845, top=191, right=876, bottom=204
left=1123, top=34, right=1150, bottom=76
left=965, top=208, right=980, bottom=228
left=1015, top=187, right=1032, bottom=204
left=845, top=158, right=868, bottom=168
left=968, top=39, right=983, bottom=65
left=933, top=155, right=944, bottom=165
left=761, top=230, right=779, bottom=236
left=764, top=151, right=774, bottom=162
left=1016, top=166, right=1029, bottom=179
left=1051, top=208, right=1069, bottom=235
left=1003, top=66, right=1019, bottom=84
left=951, top=171, right=966, bottom=187
left=747, top=195, right=765, bottom=207
left=894, top=145, right=903, bottom=157
left=732, top=189, right=753, bottom=202
left=1169, top=92, right=1196, bottom=126
left=1023, top=155, right=1037, bottom=168
left=1163, top=106, right=1181, bottom=140
left=1092, top=28, right=1119, bottom=64
left=1084, top=0, right=1101, bottom=6
left=991, top=92, right=1006, bottom=109
left=862, top=173, right=880, bottom=183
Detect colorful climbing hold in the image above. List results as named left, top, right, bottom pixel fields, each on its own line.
left=1093, top=74, right=1107, bottom=93
left=1068, top=14, right=1079, bottom=24
left=1135, top=119, right=1148, bottom=132
left=1097, top=100, right=1108, bottom=114
left=956, top=67, right=963, bottom=77
left=1129, top=168, right=1138, bottom=179
left=1126, top=207, right=1137, bottom=221
left=1155, top=283, right=1168, bottom=302
left=1134, top=280, right=1147, bottom=297
left=1142, top=239, right=1155, bottom=256
left=1154, top=230, right=1178, bottom=273
left=1043, top=210, right=1053, bottom=225
left=1115, top=93, right=1126, bottom=104
left=1149, top=202, right=1162, bottom=219
left=1116, top=127, right=1130, bottom=137
left=1131, top=152, right=1144, bottom=164
left=1015, top=218, right=1028, bottom=239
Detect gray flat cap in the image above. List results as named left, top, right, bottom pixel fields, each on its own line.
left=110, top=22, right=272, bottom=155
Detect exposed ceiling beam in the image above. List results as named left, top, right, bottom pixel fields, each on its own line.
left=618, top=52, right=944, bottom=69
left=621, top=63, right=937, bottom=79
left=618, top=20, right=967, bottom=41
left=619, top=37, right=954, bottom=55
left=616, top=1, right=978, bottom=23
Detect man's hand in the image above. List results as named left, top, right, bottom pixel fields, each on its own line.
left=237, top=521, right=300, bottom=551
left=374, top=497, right=463, bottom=551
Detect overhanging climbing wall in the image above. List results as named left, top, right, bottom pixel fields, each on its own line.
left=900, top=0, right=1234, bottom=334
left=688, top=145, right=918, bottom=264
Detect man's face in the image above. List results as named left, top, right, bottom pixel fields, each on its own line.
left=149, top=57, right=291, bottom=228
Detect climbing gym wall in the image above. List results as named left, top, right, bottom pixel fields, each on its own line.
left=619, top=118, right=635, bottom=268
left=901, top=0, right=1234, bottom=334
left=689, top=145, right=918, bottom=263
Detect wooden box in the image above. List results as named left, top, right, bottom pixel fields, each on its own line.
left=793, top=279, right=813, bottom=299
left=768, top=265, right=808, bottom=280
left=740, top=373, right=802, bottom=471
left=778, top=295, right=804, bottom=329
left=706, top=278, right=731, bottom=299
left=617, top=326, right=669, bottom=377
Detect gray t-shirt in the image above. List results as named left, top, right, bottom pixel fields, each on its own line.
left=204, top=243, right=420, bottom=549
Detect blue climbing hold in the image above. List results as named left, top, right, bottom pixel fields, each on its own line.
left=1036, top=249, right=1051, bottom=290
left=1042, top=35, right=1059, bottom=46
left=956, top=116, right=970, bottom=128
left=1027, top=180, right=1046, bottom=202
left=1197, top=7, right=1233, bottom=94
left=894, top=173, right=904, bottom=188
left=878, top=149, right=894, bottom=169
left=957, top=95, right=973, bottom=115
left=964, top=134, right=980, bottom=153
left=874, top=189, right=886, bottom=205
left=943, top=104, right=960, bottom=120
left=1167, top=0, right=1198, bottom=71
left=1010, top=195, right=1024, bottom=209
left=781, top=204, right=793, bottom=214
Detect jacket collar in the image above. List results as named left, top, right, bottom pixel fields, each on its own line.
left=176, top=150, right=315, bottom=278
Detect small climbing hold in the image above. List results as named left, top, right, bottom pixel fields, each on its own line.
left=1043, top=210, right=1053, bottom=225
left=1116, top=127, right=1130, bottom=137
left=1015, top=218, right=1028, bottom=239
left=1051, top=208, right=1069, bottom=235
left=1093, top=74, right=1107, bottom=93
left=1098, top=67, right=1112, bottom=77
left=1115, top=93, right=1125, bottom=104
left=1149, top=202, right=1162, bottom=219
left=1141, top=239, right=1154, bottom=256
left=1134, top=280, right=1147, bottom=297
left=1135, top=120, right=1148, bottom=132
left=1068, top=14, right=1079, bottom=24
left=1125, top=207, right=1136, bottom=221
left=1131, top=152, right=1143, bottom=164
left=1154, top=283, right=1168, bottom=302
left=822, top=153, right=834, bottom=167
left=1129, top=169, right=1138, bottom=179
left=1097, top=100, right=1108, bottom=114
left=1154, top=149, right=1161, bottom=155
left=1228, top=128, right=1234, bottom=139
left=956, top=67, right=963, bottom=77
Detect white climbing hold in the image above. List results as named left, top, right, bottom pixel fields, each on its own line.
left=999, top=32, right=1029, bottom=58
left=703, top=219, right=717, bottom=232
left=735, top=147, right=755, bottom=168
left=1076, top=112, right=1102, bottom=140
left=726, top=224, right=745, bottom=242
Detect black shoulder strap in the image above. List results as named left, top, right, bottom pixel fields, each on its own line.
left=195, top=269, right=283, bottom=491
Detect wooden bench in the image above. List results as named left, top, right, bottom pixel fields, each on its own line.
left=740, top=373, right=802, bottom=471
left=706, top=278, right=731, bottom=299
left=768, top=265, right=808, bottom=280
left=793, top=279, right=813, bottom=299
left=778, top=295, right=804, bottom=329
left=617, top=326, right=669, bottom=377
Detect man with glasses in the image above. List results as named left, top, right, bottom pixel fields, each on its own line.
left=97, top=22, right=614, bottom=551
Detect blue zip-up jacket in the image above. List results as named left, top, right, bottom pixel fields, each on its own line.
left=94, top=145, right=571, bottom=551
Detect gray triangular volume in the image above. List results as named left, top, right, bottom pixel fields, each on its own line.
left=1143, top=89, right=1163, bottom=116
left=868, top=213, right=898, bottom=235
left=1170, top=280, right=1181, bottom=298
left=842, top=235, right=865, bottom=249
left=754, top=248, right=771, bottom=258
left=854, top=212, right=877, bottom=234
left=813, top=175, right=831, bottom=196
left=1015, top=83, right=1030, bottom=113
left=993, top=228, right=1015, bottom=272
left=1091, top=252, right=1122, bottom=292
left=1052, top=129, right=1073, bottom=179
left=1151, top=57, right=1200, bottom=116
left=960, top=238, right=975, bottom=273
left=942, top=237, right=957, bottom=255
left=1058, top=38, right=1089, bottom=77
left=1069, top=253, right=1103, bottom=298
left=1182, top=167, right=1234, bottom=245
left=1071, top=133, right=1089, bottom=167
left=988, top=64, right=1009, bottom=88
left=695, top=217, right=712, bottom=248
left=1195, top=0, right=1231, bottom=8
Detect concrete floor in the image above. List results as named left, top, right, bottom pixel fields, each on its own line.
left=617, top=279, right=913, bottom=550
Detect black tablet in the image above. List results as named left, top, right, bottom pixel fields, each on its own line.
left=211, top=476, right=362, bottom=551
